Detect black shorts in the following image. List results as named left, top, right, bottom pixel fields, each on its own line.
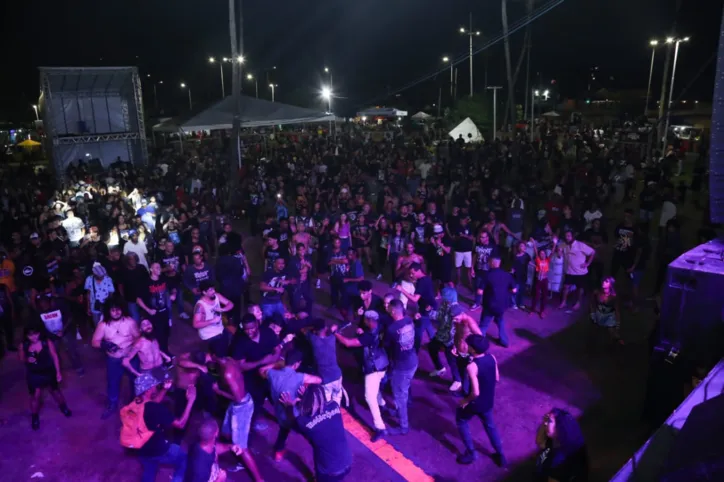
left=27, top=371, right=59, bottom=394
left=564, top=273, right=588, bottom=289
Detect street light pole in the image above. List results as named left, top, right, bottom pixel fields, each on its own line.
left=442, top=56, right=453, bottom=97
left=153, top=81, right=163, bottom=110
left=459, top=15, right=480, bottom=97
left=32, top=104, right=39, bottom=121
left=247, top=74, right=258, bottom=98
left=269, top=84, right=276, bottom=102
left=180, top=83, right=192, bottom=110
left=644, top=40, right=658, bottom=117
left=662, top=37, right=689, bottom=152
left=487, top=86, right=502, bottom=138
left=324, top=67, right=333, bottom=92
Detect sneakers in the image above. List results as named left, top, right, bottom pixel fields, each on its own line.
left=273, top=450, right=286, bottom=462
left=470, top=304, right=480, bottom=311
left=429, top=368, right=446, bottom=378
left=493, top=452, right=509, bottom=468
left=371, top=429, right=387, bottom=443
left=101, top=402, right=118, bottom=420
left=449, top=381, right=462, bottom=392
left=512, top=305, right=519, bottom=310
left=456, top=450, right=477, bottom=465
left=179, top=312, right=190, bottom=320
left=76, top=329, right=83, bottom=341
left=376, top=274, right=383, bottom=281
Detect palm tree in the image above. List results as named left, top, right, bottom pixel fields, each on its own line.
left=501, top=0, right=516, bottom=132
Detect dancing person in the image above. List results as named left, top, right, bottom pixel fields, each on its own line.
left=19, top=323, right=72, bottom=430
left=455, top=334, right=507, bottom=467
left=92, top=295, right=140, bottom=419
left=122, top=319, right=172, bottom=381
left=384, top=299, right=418, bottom=436
left=480, top=257, right=517, bottom=348
left=333, top=311, right=390, bottom=441
left=308, top=318, right=344, bottom=406
left=559, top=230, right=595, bottom=311
left=35, top=291, right=84, bottom=375
left=471, top=230, right=498, bottom=311
left=428, top=288, right=463, bottom=391
left=192, top=280, right=233, bottom=357
left=589, top=277, right=623, bottom=346
left=529, top=243, right=550, bottom=318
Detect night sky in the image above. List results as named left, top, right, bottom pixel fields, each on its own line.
left=1, top=0, right=720, bottom=120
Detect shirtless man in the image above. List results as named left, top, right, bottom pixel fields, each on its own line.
left=395, top=242, right=425, bottom=279
left=212, top=355, right=264, bottom=482
left=450, top=305, right=483, bottom=395
left=292, top=222, right=312, bottom=257
left=483, top=211, right=520, bottom=247
left=122, top=319, right=171, bottom=378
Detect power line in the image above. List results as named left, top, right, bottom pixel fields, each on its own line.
left=357, top=0, right=566, bottom=108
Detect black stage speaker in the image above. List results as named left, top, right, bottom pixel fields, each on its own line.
left=659, top=240, right=724, bottom=366
left=711, top=7, right=724, bottom=223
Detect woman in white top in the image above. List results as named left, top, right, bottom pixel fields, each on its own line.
left=193, top=280, right=234, bottom=357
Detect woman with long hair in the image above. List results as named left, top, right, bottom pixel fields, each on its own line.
left=19, top=323, right=72, bottom=430
left=294, top=384, right=352, bottom=481
left=535, top=408, right=588, bottom=481
left=589, top=276, right=623, bottom=345
left=333, top=213, right=352, bottom=253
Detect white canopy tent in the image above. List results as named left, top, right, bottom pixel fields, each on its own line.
left=448, top=117, right=483, bottom=143
left=541, top=111, right=561, bottom=118
left=356, top=107, right=408, bottom=118
left=411, top=111, right=433, bottom=121
left=152, top=95, right=335, bottom=133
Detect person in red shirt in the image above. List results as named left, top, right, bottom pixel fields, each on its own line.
left=529, top=244, right=550, bottom=318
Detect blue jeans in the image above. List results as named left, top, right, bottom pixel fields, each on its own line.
left=480, top=310, right=509, bottom=347
left=139, top=443, right=187, bottom=482
left=456, top=405, right=503, bottom=455
left=414, top=315, right=435, bottom=353
left=390, top=364, right=418, bottom=430
left=127, top=302, right=141, bottom=322
left=107, top=356, right=134, bottom=405
left=261, top=301, right=286, bottom=320
left=511, top=283, right=524, bottom=307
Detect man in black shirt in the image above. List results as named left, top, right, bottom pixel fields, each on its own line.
left=611, top=209, right=640, bottom=280
left=455, top=335, right=506, bottom=467
left=480, top=258, right=517, bottom=348
left=120, top=253, right=149, bottom=323
left=159, top=240, right=186, bottom=319
left=135, top=378, right=196, bottom=481
left=384, top=299, right=418, bottom=436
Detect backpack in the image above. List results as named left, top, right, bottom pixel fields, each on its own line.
left=120, top=399, right=153, bottom=449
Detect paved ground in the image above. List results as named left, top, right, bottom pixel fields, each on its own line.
left=3, top=158, right=708, bottom=481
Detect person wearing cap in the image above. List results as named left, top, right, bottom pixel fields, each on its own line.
left=429, top=224, right=453, bottom=291
left=455, top=334, right=507, bottom=467
left=123, top=229, right=149, bottom=269
left=429, top=292, right=464, bottom=392
left=85, top=262, right=115, bottom=326
left=135, top=377, right=196, bottom=482
left=333, top=310, right=390, bottom=442
left=260, top=350, right=322, bottom=461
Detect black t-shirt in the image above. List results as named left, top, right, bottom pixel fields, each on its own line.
left=560, top=216, right=582, bottom=237
left=139, top=402, right=174, bottom=457
left=184, top=443, right=216, bottom=482
left=482, top=268, right=515, bottom=315
left=512, top=253, right=531, bottom=284
left=454, top=224, right=474, bottom=252
left=121, top=266, right=150, bottom=303
left=264, top=247, right=284, bottom=270
left=474, top=243, right=500, bottom=271
left=535, top=439, right=589, bottom=482
left=613, top=224, right=636, bottom=259
left=144, top=276, right=170, bottom=311
left=385, top=316, right=418, bottom=370
left=297, top=402, right=352, bottom=477
left=261, top=269, right=287, bottom=303
left=159, top=249, right=184, bottom=283
left=582, top=228, right=608, bottom=248
left=230, top=326, right=280, bottom=388
left=416, top=276, right=437, bottom=314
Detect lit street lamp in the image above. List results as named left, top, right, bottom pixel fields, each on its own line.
left=246, top=74, right=258, bottom=98
left=531, top=89, right=550, bottom=130
left=180, top=83, right=192, bottom=111
left=321, top=86, right=332, bottom=112
left=442, top=56, right=453, bottom=97
left=459, top=13, right=481, bottom=97
left=662, top=36, right=689, bottom=151
left=324, top=66, right=333, bottom=92
left=269, top=83, right=277, bottom=103
left=644, top=40, right=659, bottom=116
left=209, top=56, right=232, bottom=99
left=153, top=80, right=163, bottom=110
left=32, top=104, right=39, bottom=121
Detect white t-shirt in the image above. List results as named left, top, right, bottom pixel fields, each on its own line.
left=123, top=241, right=149, bottom=268
left=563, top=241, right=595, bottom=276
left=583, top=210, right=602, bottom=230
left=61, top=217, right=85, bottom=243
left=398, top=280, right=416, bottom=309
left=195, top=298, right=223, bottom=340
left=659, top=201, right=677, bottom=227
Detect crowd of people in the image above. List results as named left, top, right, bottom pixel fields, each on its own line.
left=0, top=120, right=712, bottom=481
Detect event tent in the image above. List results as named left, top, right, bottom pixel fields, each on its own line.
left=411, top=111, right=433, bottom=121
left=356, top=107, right=408, bottom=118
left=448, top=117, right=483, bottom=143
left=152, top=95, right=335, bottom=133
left=541, top=111, right=561, bottom=117
left=17, top=139, right=42, bottom=148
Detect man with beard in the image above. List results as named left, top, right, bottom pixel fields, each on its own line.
left=183, top=248, right=215, bottom=304
left=159, top=240, right=187, bottom=319
left=137, top=262, right=175, bottom=355
left=559, top=230, right=595, bottom=311
left=122, top=318, right=171, bottom=382
left=91, top=295, right=140, bottom=419
left=192, top=281, right=234, bottom=357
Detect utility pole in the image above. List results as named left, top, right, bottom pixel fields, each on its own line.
left=459, top=13, right=480, bottom=97
left=656, top=40, right=673, bottom=154
left=487, top=86, right=502, bottom=139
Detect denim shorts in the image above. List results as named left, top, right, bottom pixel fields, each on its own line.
left=222, top=393, right=254, bottom=449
